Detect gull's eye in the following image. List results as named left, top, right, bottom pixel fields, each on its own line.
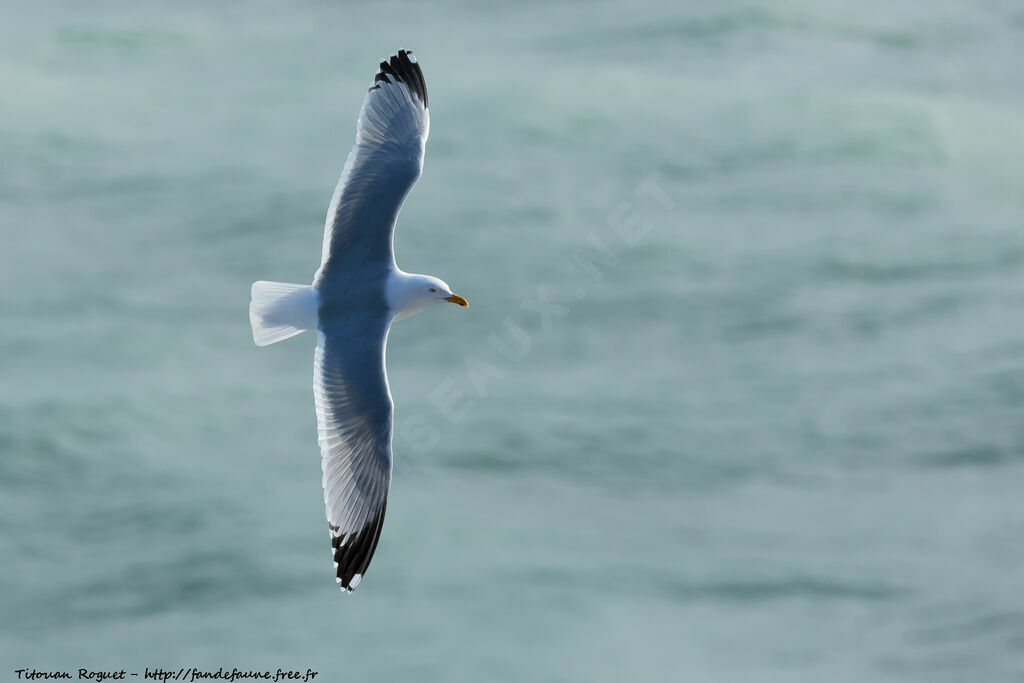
left=429, top=288, right=436, bottom=293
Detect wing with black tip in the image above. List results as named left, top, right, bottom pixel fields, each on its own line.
left=315, top=49, right=429, bottom=283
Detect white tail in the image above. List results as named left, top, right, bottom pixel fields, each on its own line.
left=249, top=281, right=318, bottom=346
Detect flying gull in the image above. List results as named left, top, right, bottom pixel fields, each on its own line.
left=249, top=50, right=467, bottom=593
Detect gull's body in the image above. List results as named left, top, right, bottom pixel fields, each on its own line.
left=249, top=50, right=466, bottom=593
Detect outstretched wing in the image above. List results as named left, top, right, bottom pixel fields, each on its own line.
left=315, top=49, right=429, bottom=282
left=314, top=312, right=393, bottom=592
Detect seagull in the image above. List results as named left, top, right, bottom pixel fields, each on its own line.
left=248, top=50, right=467, bottom=593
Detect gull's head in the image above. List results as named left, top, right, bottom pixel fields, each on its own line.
left=422, top=275, right=468, bottom=308
left=389, top=272, right=468, bottom=321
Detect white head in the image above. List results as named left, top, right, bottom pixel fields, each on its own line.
left=387, top=272, right=468, bottom=321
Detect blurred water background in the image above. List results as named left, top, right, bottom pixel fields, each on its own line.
left=2, top=1, right=1024, bottom=681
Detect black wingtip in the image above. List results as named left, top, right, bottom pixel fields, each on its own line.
left=331, top=502, right=388, bottom=593
left=366, top=49, right=428, bottom=108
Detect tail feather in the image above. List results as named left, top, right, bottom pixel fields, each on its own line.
left=249, top=281, right=317, bottom=346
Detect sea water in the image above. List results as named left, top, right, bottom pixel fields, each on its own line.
left=2, top=1, right=1023, bottom=681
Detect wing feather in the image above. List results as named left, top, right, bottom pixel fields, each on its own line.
left=315, top=50, right=429, bottom=283
left=314, top=314, right=392, bottom=593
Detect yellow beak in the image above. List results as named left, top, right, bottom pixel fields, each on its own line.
left=445, top=294, right=469, bottom=307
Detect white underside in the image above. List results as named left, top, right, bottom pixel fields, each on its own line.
left=250, top=269, right=437, bottom=349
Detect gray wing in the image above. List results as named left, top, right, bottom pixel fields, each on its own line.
left=314, top=311, right=393, bottom=592
left=315, top=49, right=429, bottom=282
